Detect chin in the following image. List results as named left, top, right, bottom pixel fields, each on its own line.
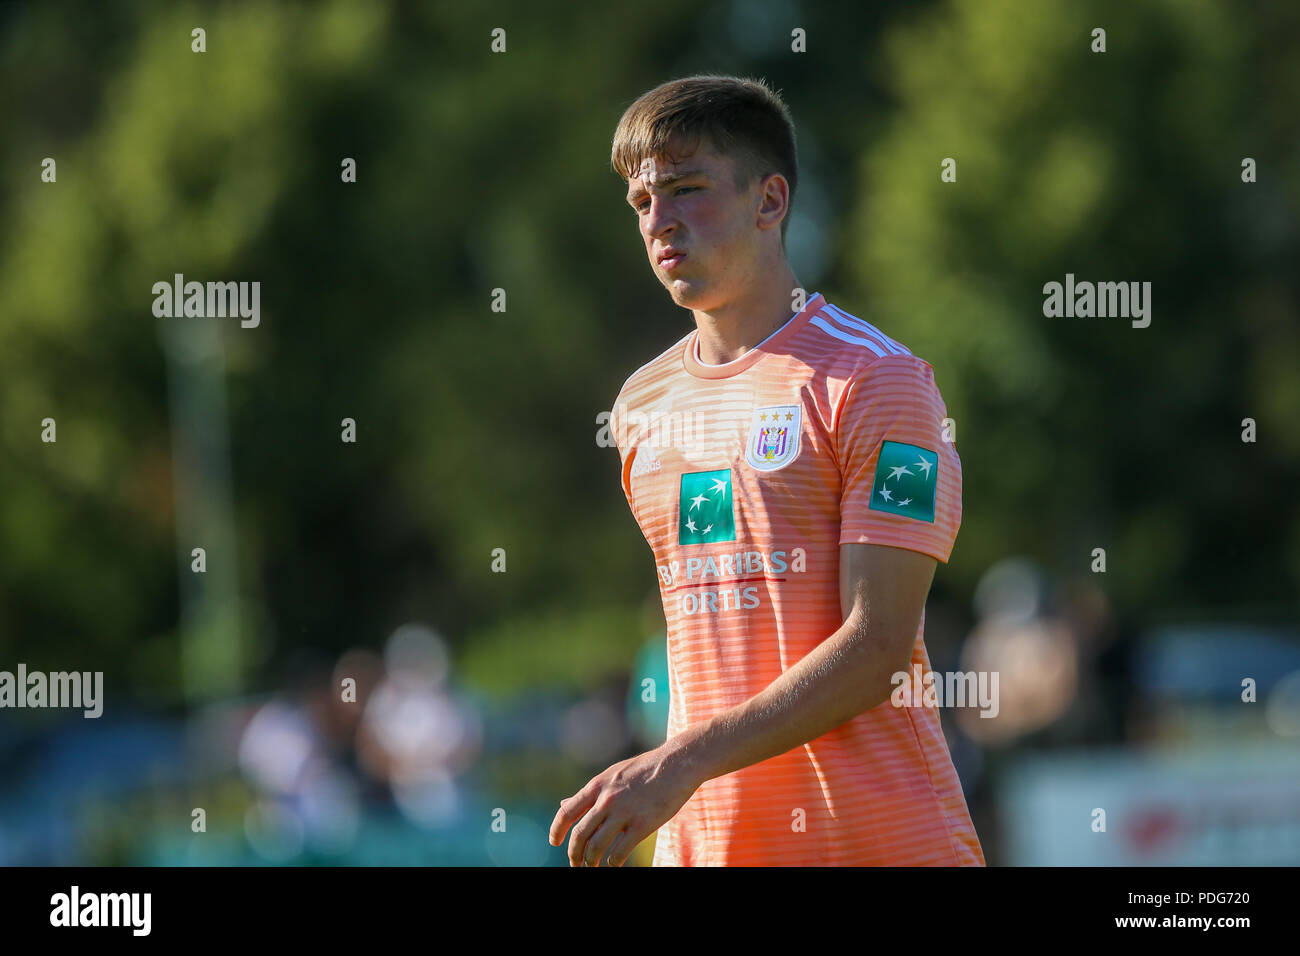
left=663, top=277, right=706, bottom=307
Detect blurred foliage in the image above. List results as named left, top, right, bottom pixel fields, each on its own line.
left=852, top=0, right=1300, bottom=606
left=0, top=0, right=1295, bottom=705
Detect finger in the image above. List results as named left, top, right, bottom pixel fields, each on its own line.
left=583, top=816, right=626, bottom=868
left=549, top=788, right=597, bottom=846
left=549, top=804, right=569, bottom=846
left=608, top=825, right=645, bottom=867
left=567, top=806, right=608, bottom=868
left=601, top=830, right=627, bottom=868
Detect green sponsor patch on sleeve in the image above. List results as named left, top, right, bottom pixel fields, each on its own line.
left=868, top=440, right=938, bottom=522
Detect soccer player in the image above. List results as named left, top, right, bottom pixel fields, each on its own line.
left=548, top=75, right=985, bottom=866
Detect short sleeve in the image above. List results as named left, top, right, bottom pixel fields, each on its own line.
left=835, top=355, right=962, bottom=562
left=608, top=390, right=634, bottom=508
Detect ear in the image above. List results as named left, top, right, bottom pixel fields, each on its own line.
left=756, top=172, right=790, bottom=231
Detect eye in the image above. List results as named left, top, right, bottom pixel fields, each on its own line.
left=633, top=186, right=699, bottom=213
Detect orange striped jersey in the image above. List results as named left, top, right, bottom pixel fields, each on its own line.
left=608, top=292, right=984, bottom=866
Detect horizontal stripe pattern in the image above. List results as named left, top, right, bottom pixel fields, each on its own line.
left=609, top=294, right=981, bottom=866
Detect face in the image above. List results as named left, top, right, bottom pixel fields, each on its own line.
left=625, top=138, right=773, bottom=310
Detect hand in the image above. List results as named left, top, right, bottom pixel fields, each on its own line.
left=549, top=745, right=700, bottom=867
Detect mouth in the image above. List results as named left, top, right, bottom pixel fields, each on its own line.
left=658, top=251, right=686, bottom=271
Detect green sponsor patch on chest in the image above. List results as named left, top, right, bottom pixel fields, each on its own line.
left=869, top=441, right=938, bottom=522
left=678, top=468, right=736, bottom=544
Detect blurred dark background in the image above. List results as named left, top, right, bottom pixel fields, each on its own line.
left=1, top=0, right=1297, bottom=865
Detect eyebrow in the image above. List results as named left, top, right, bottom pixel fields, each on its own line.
left=626, top=168, right=707, bottom=203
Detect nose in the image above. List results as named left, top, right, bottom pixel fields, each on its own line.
left=641, top=195, right=676, bottom=241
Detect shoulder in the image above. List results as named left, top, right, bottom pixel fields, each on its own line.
left=846, top=351, right=939, bottom=390
left=790, top=297, right=938, bottom=402
left=785, top=296, right=935, bottom=388
left=831, top=352, right=950, bottom=452
left=798, top=297, right=916, bottom=367
left=611, top=328, right=693, bottom=409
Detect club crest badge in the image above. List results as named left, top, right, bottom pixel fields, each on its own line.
left=745, top=404, right=802, bottom=471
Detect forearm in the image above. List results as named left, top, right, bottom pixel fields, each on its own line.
left=664, top=618, right=905, bottom=787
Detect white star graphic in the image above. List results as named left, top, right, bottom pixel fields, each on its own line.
left=689, top=493, right=708, bottom=511
left=878, top=486, right=893, bottom=502
left=898, top=497, right=912, bottom=506
left=913, top=456, right=933, bottom=479
left=888, top=465, right=912, bottom=482
left=701, top=524, right=713, bottom=535
left=685, top=518, right=697, bottom=532
left=709, top=477, right=728, bottom=495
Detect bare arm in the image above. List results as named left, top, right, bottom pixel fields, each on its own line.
left=663, top=542, right=936, bottom=784
left=549, top=542, right=937, bottom=865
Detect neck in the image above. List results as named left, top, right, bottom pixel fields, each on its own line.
left=693, top=258, right=803, bottom=365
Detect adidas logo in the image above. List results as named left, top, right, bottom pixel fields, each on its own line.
left=630, top=446, right=662, bottom=478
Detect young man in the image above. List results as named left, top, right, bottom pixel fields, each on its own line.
left=549, top=74, right=985, bottom=866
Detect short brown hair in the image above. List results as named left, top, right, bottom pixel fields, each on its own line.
left=611, top=74, right=798, bottom=243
